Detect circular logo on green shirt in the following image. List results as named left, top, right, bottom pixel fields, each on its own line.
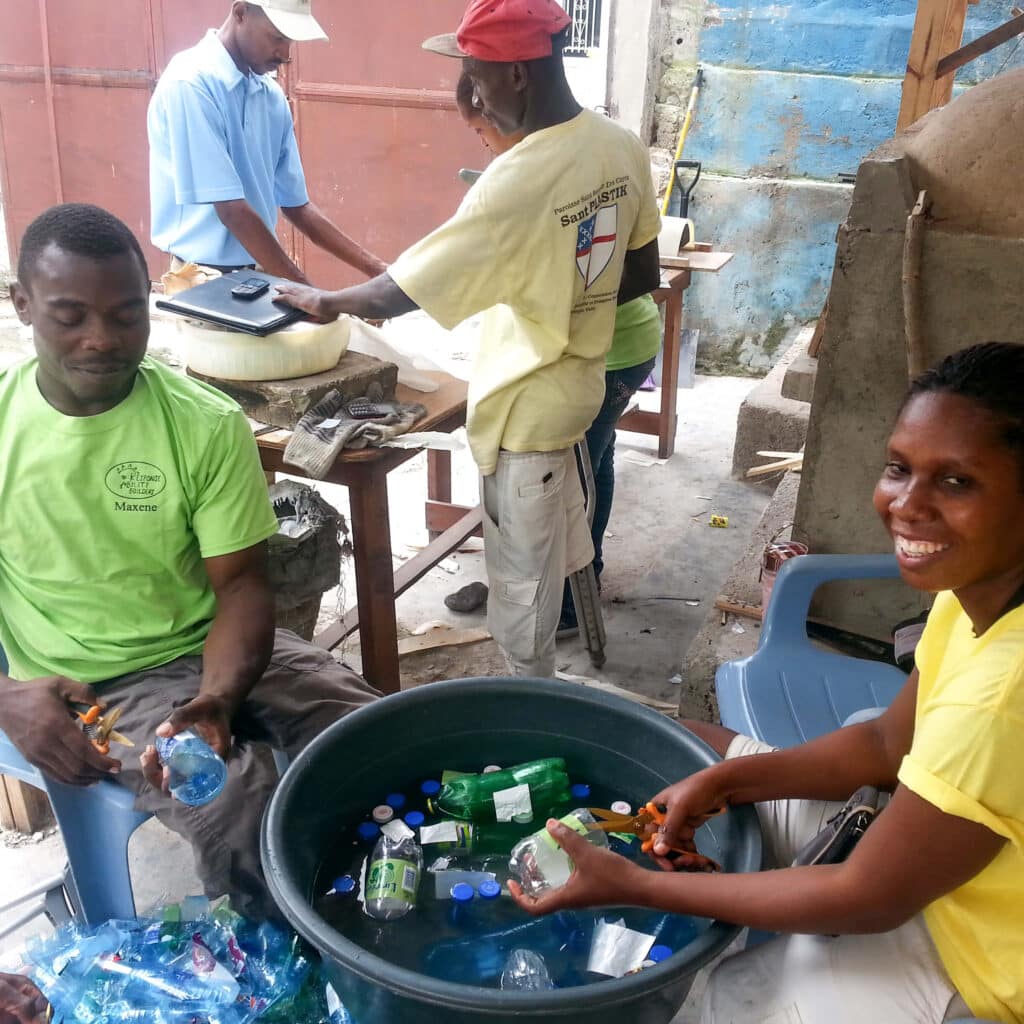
left=105, top=462, right=167, bottom=500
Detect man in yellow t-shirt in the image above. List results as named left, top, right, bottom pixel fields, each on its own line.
left=0, top=204, right=379, bottom=920
left=278, top=0, right=662, bottom=676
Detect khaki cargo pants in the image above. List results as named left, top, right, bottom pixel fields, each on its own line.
left=102, top=630, right=380, bottom=921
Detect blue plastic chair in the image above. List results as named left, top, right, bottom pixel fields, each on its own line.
left=0, top=645, right=151, bottom=926
left=0, top=641, right=152, bottom=925
left=715, top=554, right=909, bottom=748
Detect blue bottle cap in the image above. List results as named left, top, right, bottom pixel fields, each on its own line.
left=331, top=875, right=357, bottom=896
left=385, top=793, right=407, bottom=810
left=570, top=783, right=592, bottom=800
left=477, top=880, right=502, bottom=900
left=404, top=811, right=426, bottom=828
left=357, top=822, right=380, bottom=842
left=648, top=944, right=673, bottom=963
left=450, top=882, right=475, bottom=904
left=421, top=779, right=442, bottom=796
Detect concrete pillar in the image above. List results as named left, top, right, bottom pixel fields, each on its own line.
left=606, top=0, right=659, bottom=138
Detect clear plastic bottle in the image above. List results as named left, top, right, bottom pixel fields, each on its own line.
left=154, top=730, right=227, bottom=806
left=364, top=833, right=423, bottom=921
left=508, top=808, right=609, bottom=897
left=500, top=948, right=555, bottom=991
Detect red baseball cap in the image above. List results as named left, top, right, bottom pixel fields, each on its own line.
left=423, top=0, right=572, bottom=63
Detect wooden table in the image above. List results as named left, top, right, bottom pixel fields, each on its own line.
left=618, top=246, right=734, bottom=459
left=256, top=371, right=476, bottom=695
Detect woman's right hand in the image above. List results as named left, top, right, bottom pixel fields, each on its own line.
left=647, top=765, right=734, bottom=866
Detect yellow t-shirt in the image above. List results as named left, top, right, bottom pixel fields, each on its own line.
left=898, top=591, right=1024, bottom=1023
left=389, top=110, right=661, bottom=475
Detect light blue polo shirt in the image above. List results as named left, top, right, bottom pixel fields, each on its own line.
left=148, top=30, right=309, bottom=267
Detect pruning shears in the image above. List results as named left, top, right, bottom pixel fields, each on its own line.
left=587, top=802, right=724, bottom=872
left=69, top=702, right=134, bottom=756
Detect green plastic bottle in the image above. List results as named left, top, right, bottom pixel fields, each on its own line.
left=427, top=758, right=571, bottom=823
left=424, top=819, right=541, bottom=855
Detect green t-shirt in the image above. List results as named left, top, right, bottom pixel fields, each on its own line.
left=607, top=295, right=662, bottom=372
left=0, top=357, right=279, bottom=684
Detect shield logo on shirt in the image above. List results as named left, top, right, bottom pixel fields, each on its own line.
left=576, top=204, right=618, bottom=290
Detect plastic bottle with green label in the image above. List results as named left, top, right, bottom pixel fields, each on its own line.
left=427, top=758, right=571, bottom=823
left=508, top=808, right=609, bottom=897
left=423, top=819, right=541, bottom=856
left=364, top=833, right=423, bottom=921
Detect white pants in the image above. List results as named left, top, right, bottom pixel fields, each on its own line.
left=701, top=735, right=970, bottom=1024
left=481, top=449, right=593, bottom=678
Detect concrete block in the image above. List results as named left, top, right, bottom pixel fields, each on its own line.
left=731, top=332, right=810, bottom=479
left=781, top=351, right=818, bottom=403
left=189, top=350, right=398, bottom=429
left=678, top=471, right=801, bottom=721
left=847, top=142, right=917, bottom=233
left=686, top=174, right=852, bottom=373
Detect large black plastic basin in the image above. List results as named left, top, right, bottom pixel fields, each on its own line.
left=262, top=677, right=761, bottom=1024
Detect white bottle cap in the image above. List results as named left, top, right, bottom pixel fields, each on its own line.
left=611, top=800, right=632, bottom=816
left=372, top=805, right=395, bottom=824
left=483, top=765, right=503, bottom=773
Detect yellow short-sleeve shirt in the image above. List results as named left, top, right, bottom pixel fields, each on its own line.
left=898, top=590, right=1024, bottom=1023
left=389, top=110, right=661, bottom=475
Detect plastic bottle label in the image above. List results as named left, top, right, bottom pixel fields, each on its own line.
left=539, top=813, right=590, bottom=850
left=493, top=783, right=532, bottom=822
left=366, top=858, right=419, bottom=902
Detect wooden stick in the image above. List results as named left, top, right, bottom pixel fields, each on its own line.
left=714, top=597, right=764, bottom=622
left=746, top=456, right=803, bottom=478
left=902, top=190, right=931, bottom=380
left=936, top=12, right=1024, bottom=77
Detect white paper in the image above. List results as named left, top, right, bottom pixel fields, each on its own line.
left=381, top=819, right=415, bottom=842
left=420, top=821, right=459, bottom=845
left=493, top=783, right=532, bottom=822
left=587, top=919, right=656, bottom=978
left=320, top=418, right=341, bottom=429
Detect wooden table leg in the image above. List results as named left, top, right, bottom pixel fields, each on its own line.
left=427, top=450, right=452, bottom=540
left=659, top=286, right=684, bottom=460
left=348, top=467, right=401, bottom=694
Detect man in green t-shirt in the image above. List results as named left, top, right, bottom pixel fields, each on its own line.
left=0, top=203, right=379, bottom=919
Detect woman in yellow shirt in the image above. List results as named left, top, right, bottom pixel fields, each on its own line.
left=512, top=341, right=1024, bottom=1024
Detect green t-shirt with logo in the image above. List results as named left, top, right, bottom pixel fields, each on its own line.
left=0, top=357, right=279, bottom=684
left=606, top=295, right=662, bottom=372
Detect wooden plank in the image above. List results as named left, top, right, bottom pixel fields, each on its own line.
left=425, top=500, right=482, bottom=537
left=398, top=627, right=491, bottom=657
left=0, top=776, right=53, bottom=833
left=808, top=299, right=830, bottom=358
left=660, top=250, right=734, bottom=273
left=897, top=0, right=969, bottom=131
left=714, top=597, right=764, bottom=622
left=935, top=12, right=1024, bottom=77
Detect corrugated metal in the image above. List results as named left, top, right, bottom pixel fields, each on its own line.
left=0, top=1, right=482, bottom=283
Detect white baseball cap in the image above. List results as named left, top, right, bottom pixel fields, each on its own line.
left=246, top=0, right=328, bottom=42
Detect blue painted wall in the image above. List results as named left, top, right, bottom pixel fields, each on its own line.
left=678, top=0, right=1024, bottom=371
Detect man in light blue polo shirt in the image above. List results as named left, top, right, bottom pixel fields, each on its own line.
left=149, top=0, right=384, bottom=282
